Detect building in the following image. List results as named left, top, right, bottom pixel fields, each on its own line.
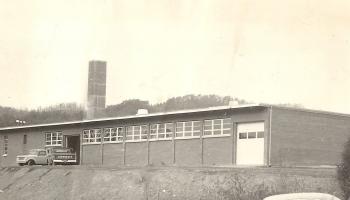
left=0, top=104, right=349, bottom=167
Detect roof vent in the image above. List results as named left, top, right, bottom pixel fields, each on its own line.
left=229, top=100, right=239, bottom=107
left=136, top=109, right=149, bottom=115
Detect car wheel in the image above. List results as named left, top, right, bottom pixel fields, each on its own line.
left=27, top=160, right=35, bottom=166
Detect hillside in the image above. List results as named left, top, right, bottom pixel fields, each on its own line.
left=0, top=166, right=342, bottom=200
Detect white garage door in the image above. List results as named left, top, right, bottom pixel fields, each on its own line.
left=236, top=122, right=265, bottom=165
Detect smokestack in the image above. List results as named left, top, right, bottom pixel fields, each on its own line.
left=86, top=60, right=107, bottom=119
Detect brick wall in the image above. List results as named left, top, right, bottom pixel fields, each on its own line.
left=102, top=143, right=124, bottom=166
left=149, top=140, right=173, bottom=166
left=271, top=107, right=350, bottom=166
left=0, top=107, right=269, bottom=167
left=203, top=136, right=232, bottom=166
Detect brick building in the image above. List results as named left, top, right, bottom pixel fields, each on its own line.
left=0, top=104, right=349, bottom=167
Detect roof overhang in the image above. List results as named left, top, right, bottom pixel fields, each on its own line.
left=0, top=104, right=266, bottom=132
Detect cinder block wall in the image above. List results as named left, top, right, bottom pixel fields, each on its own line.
left=271, top=107, right=350, bottom=166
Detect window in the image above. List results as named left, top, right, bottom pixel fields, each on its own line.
left=104, top=127, right=124, bottom=143
left=257, top=131, right=264, bottom=138
left=176, top=121, right=201, bottom=138
left=38, top=151, right=46, bottom=156
left=45, top=132, right=63, bottom=146
left=23, top=135, right=27, bottom=144
left=238, top=131, right=264, bottom=139
left=248, top=132, right=256, bottom=139
left=3, top=135, right=8, bottom=156
left=150, top=123, right=173, bottom=140
left=239, top=132, right=247, bottom=139
left=203, top=118, right=231, bottom=136
left=82, top=129, right=102, bottom=144
left=126, top=125, right=148, bottom=141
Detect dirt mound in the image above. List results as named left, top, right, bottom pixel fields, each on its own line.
left=0, top=166, right=342, bottom=200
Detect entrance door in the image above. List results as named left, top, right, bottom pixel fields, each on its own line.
left=236, top=122, right=265, bottom=165
left=65, top=135, right=80, bottom=165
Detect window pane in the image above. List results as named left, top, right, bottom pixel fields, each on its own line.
left=204, top=120, right=212, bottom=126
left=126, top=136, right=132, bottom=141
left=239, top=132, right=247, bottom=139
left=165, top=133, right=172, bottom=138
left=214, top=124, right=221, bottom=130
left=257, top=131, right=264, bottom=138
left=248, top=132, right=256, bottom=139
left=193, top=131, right=200, bottom=136
left=204, top=130, right=212, bottom=136
left=213, top=130, right=221, bottom=135
left=193, top=121, right=201, bottom=127
left=126, top=127, right=133, bottom=136
left=204, top=125, right=212, bottom=131
left=213, top=119, right=221, bottom=125
left=176, top=132, right=183, bottom=137
left=184, top=121, right=192, bottom=127
left=185, top=126, right=192, bottom=131
left=150, top=135, right=157, bottom=139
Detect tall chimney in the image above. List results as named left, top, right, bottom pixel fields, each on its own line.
left=86, top=60, right=107, bottom=119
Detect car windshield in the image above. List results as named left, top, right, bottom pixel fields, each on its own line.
left=53, top=148, right=72, bottom=153
left=28, top=150, right=39, bottom=155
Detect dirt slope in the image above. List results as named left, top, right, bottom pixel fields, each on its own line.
left=0, top=166, right=342, bottom=200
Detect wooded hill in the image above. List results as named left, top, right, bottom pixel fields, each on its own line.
left=0, top=95, right=248, bottom=128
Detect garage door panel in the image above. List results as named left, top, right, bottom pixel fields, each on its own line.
left=237, top=122, right=265, bottom=165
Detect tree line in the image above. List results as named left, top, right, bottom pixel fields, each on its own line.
left=0, top=94, right=248, bottom=127
left=0, top=94, right=303, bottom=128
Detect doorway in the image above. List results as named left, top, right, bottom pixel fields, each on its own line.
left=236, top=122, right=265, bottom=165
left=65, top=135, right=80, bottom=165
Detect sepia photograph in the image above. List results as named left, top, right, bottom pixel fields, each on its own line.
left=0, top=0, right=349, bottom=199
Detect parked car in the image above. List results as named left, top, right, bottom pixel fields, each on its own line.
left=46, top=146, right=77, bottom=165
left=263, top=193, right=341, bottom=200
left=16, top=149, right=51, bottom=166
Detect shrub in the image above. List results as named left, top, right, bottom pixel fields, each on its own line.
left=337, top=137, right=350, bottom=199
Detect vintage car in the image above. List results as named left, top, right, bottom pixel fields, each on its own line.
left=263, top=193, right=341, bottom=200
left=46, top=146, right=77, bottom=165
left=16, top=149, right=51, bottom=166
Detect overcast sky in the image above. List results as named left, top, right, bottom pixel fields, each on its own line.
left=0, top=0, right=349, bottom=113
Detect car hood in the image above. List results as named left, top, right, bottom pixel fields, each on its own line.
left=17, top=155, right=35, bottom=157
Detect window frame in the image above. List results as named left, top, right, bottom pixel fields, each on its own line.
left=103, top=127, right=124, bottom=143
left=45, top=131, right=63, bottom=147
left=149, top=123, right=174, bottom=141
left=125, top=125, right=148, bottom=142
left=82, top=129, right=102, bottom=144
left=175, top=120, right=202, bottom=139
left=203, top=118, right=232, bottom=138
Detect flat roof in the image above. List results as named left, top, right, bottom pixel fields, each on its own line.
left=1, top=103, right=349, bottom=132
left=0, top=104, right=264, bottom=131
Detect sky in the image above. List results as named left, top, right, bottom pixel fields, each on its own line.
left=0, top=0, right=349, bottom=113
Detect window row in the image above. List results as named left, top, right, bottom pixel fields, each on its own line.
left=238, top=131, right=264, bottom=139
left=45, top=132, right=63, bottom=146
left=82, top=118, right=232, bottom=144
